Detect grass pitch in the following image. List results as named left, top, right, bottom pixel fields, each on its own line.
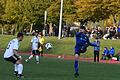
left=1, top=35, right=120, bottom=58
left=0, top=54, right=120, bottom=80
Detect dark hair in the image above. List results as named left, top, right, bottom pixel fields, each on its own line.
left=39, top=32, right=43, bottom=36
left=17, top=32, right=23, bottom=37
left=80, top=26, right=86, bottom=30
left=35, top=30, right=39, bottom=33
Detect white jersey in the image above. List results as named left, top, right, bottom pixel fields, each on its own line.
left=31, top=36, right=39, bottom=50
left=4, top=38, right=19, bottom=58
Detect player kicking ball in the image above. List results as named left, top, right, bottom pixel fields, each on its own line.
left=74, top=26, right=97, bottom=78
left=3, top=32, right=24, bottom=79
left=25, top=31, right=40, bottom=64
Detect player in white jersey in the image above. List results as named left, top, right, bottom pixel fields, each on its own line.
left=25, top=31, right=40, bottom=64
left=4, top=32, right=24, bottom=79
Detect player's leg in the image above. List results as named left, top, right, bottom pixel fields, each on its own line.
left=41, top=45, right=44, bottom=56
left=35, top=50, right=40, bottom=64
left=25, top=51, right=34, bottom=62
left=74, top=52, right=80, bottom=77
left=16, top=58, right=24, bottom=79
left=4, top=55, right=23, bottom=78
left=94, top=51, right=97, bottom=62
left=14, top=64, right=18, bottom=75
left=97, top=51, right=99, bottom=62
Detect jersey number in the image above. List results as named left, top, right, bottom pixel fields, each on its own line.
left=7, top=43, right=11, bottom=49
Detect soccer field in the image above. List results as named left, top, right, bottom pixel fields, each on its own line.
left=0, top=54, right=120, bottom=80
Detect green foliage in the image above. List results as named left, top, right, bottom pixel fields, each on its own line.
left=75, top=0, right=120, bottom=24
left=0, top=0, right=120, bottom=32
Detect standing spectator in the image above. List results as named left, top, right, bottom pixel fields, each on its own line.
left=117, top=50, right=120, bottom=61
left=49, top=23, right=53, bottom=36
left=93, top=38, right=100, bottom=62
left=117, top=26, right=120, bottom=39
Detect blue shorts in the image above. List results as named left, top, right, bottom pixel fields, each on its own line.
left=74, top=45, right=87, bottom=55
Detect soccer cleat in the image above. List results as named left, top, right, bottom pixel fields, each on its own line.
left=25, top=59, right=29, bottom=63
left=14, top=71, right=18, bottom=76
left=74, top=73, right=79, bottom=78
left=36, top=61, right=39, bottom=64
left=18, top=74, right=24, bottom=79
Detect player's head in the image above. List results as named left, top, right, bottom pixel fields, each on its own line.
left=104, top=47, right=107, bottom=50
left=39, top=32, right=43, bottom=38
left=110, top=46, right=113, bottom=49
left=17, top=32, right=24, bottom=41
left=34, top=30, right=39, bottom=36
left=79, top=26, right=86, bottom=33
left=95, top=37, right=99, bottom=42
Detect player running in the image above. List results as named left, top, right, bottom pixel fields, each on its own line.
left=3, top=32, right=24, bottom=79
left=38, top=32, right=45, bottom=56
left=25, top=31, right=40, bottom=64
left=74, top=26, right=97, bottom=78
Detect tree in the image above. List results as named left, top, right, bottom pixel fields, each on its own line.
left=47, top=0, right=76, bottom=26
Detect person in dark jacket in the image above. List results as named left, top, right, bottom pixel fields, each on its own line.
left=93, top=38, right=100, bottom=62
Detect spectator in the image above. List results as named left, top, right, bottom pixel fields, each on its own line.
left=117, top=26, right=120, bottom=39
left=101, top=47, right=109, bottom=60
left=117, top=50, right=120, bottom=61
left=109, top=47, right=115, bottom=58
left=93, top=38, right=100, bottom=62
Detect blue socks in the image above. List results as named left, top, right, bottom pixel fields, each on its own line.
left=74, top=60, right=78, bottom=73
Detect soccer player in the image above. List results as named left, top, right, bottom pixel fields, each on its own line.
left=25, top=31, right=40, bottom=64
left=38, top=32, right=45, bottom=56
left=74, top=26, right=97, bottom=78
left=3, top=32, right=24, bottom=79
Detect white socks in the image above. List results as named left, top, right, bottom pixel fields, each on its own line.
left=14, top=64, right=18, bottom=72
left=36, top=55, right=39, bottom=62
left=18, top=64, right=23, bottom=74
left=28, top=55, right=34, bottom=60
left=26, top=55, right=40, bottom=63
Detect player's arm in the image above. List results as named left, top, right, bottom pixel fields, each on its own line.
left=13, top=40, right=21, bottom=59
left=76, top=32, right=81, bottom=37
left=13, top=49, right=21, bottom=58
left=86, top=37, right=97, bottom=47
left=30, top=38, right=33, bottom=50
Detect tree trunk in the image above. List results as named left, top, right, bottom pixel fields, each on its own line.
left=30, top=23, right=33, bottom=33
left=2, top=27, right=3, bottom=35
left=112, top=14, right=117, bottom=27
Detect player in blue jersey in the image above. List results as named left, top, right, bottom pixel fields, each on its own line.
left=74, top=26, right=97, bottom=78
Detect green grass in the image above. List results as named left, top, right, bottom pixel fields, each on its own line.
left=0, top=53, right=120, bottom=80
left=1, top=35, right=120, bottom=80
left=1, top=35, right=120, bottom=57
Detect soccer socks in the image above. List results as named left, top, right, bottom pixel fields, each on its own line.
left=36, top=55, right=39, bottom=62
left=14, top=64, right=18, bottom=72
left=28, top=55, right=34, bottom=60
left=74, top=60, right=79, bottom=74
left=18, top=64, right=23, bottom=75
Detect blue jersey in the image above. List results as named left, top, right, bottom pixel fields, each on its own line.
left=103, top=49, right=109, bottom=55
left=75, top=32, right=96, bottom=53
left=93, top=41, right=100, bottom=51
left=109, top=48, right=115, bottom=56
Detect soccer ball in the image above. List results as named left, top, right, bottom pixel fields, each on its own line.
left=45, top=43, right=53, bottom=50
